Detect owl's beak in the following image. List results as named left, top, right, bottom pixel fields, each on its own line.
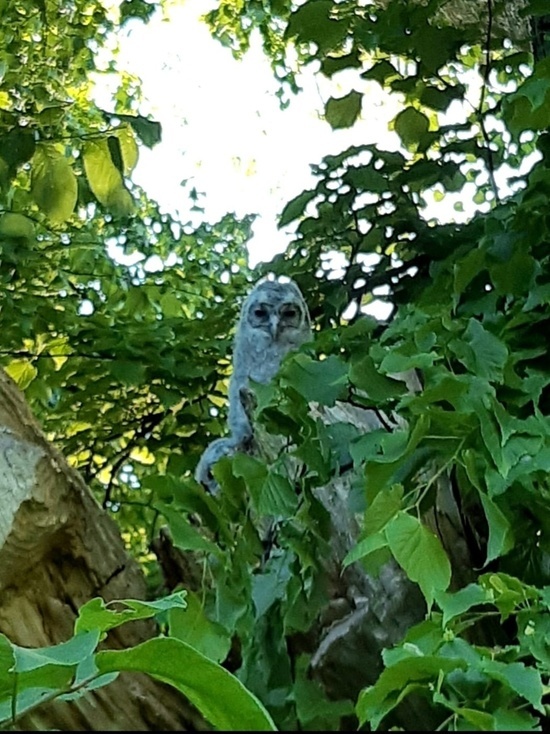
left=269, top=315, right=279, bottom=337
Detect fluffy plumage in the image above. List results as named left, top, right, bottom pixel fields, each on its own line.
left=228, top=279, right=312, bottom=444
left=194, top=278, right=311, bottom=494
left=194, top=436, right=238, bottom=495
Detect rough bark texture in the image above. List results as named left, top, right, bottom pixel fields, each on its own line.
left=0, top=369, right=208, bottom=731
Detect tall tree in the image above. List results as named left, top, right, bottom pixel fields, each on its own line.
left=2, top=0, right=550, bottom=731
left=201, top=0, right=550, bottom=730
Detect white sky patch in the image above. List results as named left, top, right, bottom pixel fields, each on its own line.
left=95, top=0, right=404, bottom=267
left=93, top=0, right=539, bottom=325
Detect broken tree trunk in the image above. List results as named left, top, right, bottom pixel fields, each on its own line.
left=0, top=369, right=207, bottom=731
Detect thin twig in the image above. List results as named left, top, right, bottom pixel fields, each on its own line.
left=477, top=0, right=500, bottom=202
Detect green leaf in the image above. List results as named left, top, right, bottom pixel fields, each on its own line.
left=75, top=593, right=187, bottom=635
left=31, top=144, right=77, bottom=224
left=431, top=694, right=496, bottom=730
left=117, top=113, right=162, bottom=148
left=293, top=654, right=354, bottom=728
left=83, top=138, right=134, bottom=217
left=13, top=632, right=100, bottom=672
left=97, top=638, right=277, bottom=731
left=356, top=656, right=464, bottom=729
left=435, top=584, right=490, bottom=626
left=478, top=493, right=514, bottom=564
left=453, top=319, right=508, bottom=382
left=453, top=248, right=485, bottom=300
left=0, top=213, right=35, bottom=245
left=107, top=135, right=124, bottom=173
left=321, top=50, right=362, bottom=77
left=420, top=85, right=460, bottom=112
left=503, top=57, right=550, bottom=133
left=480, top=573, right=538, bottom=620
left=168, top=593, right=231, bottom=664
left=4, top=359, right=37, bottom=389
left=0, top=129, right=35, bottom=183
left=259, top=471, right=299, bottom=516
left=393, top=107, right=430, bottom=151
left=286, top=0, right=348, bottom=53
left=479, top=659, right=544, bottom=713
left=232, top=452, right=268, bottom=506
left=281, top=353, right=348, bottom=406
left=157, top=504, right=220, bottom=554
left=279, top=189, right=318, bottom=228
left=378, top=348, right=438, bottom=373
left=385, top=512, right=451, bottom=607
left=361, top=60, right=400, bottom=86
left=493, top=707, right=541, bottom=731
left=415, top=26, right=462, bottom=73
left=343, top=530, right=388, bottom=567
left=252, top=551, right=292, bottom=618
left=114, top=124, right=139, bottom=175
left=365, top=483, right=404, bottom=535
left=109, top=359, right=146, bottom=386
left=490, top=250, right=538, bottom=296
left=343, top=165, right=388, bottom=193
left=325, top=91, right=362, bottom=129
left=0, top=635, right=15, bottom=700
left=349, top=355, right=405, bottom=401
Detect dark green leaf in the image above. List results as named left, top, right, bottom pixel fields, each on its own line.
left=393, top=107, right=430, bottom=150
left=286, top=0, right=348, bottom=53
left=281, top=353, right=348, bottom=406
left=117, top=113, right=162, bottom=148
left=325, top=91, right=362, bottom=129
left=279, top=189, right=318, bottom=228
left=349, top=355, right=405, bottom=401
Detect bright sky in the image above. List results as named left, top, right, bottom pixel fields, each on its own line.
left=94, top=0, right=538, bottom=317
left=98, top=0, right=404, bottom=269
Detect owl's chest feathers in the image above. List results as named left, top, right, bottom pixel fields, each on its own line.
left=235, top=334, right=295, bottom=385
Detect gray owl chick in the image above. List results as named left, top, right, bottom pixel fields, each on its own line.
left=194, top=436, right=238, bottom=495
left=228, top=278, right=312, bottom=445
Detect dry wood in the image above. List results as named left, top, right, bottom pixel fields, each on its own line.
left=0, top=369, right=207, bottom=731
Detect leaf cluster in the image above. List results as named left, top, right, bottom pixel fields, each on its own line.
left=198, top=0, right=550, bottom=730
left=0, top=592, right=275, bottom=731
left=3, top=0, right=550, bottom=731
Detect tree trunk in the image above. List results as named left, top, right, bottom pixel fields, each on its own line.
left=0, top=369, right=207, bottom=731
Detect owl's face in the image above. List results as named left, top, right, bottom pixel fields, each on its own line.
left=243, top=281, right=310, bottom=342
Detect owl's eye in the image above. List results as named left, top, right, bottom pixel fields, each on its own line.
left=253, top=307, right=268, bottom=319
left=283, top=307, right=298, bottom=319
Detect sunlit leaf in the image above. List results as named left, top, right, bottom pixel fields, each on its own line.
left=83, top=138, right=134, bottom=217
left=5, top=359, right=37, bottom=389
left=117, top=113, right=162, bottom=148
left=31, top=144, right=77, bottom=224
left=0, top=213, right=35, bottom=245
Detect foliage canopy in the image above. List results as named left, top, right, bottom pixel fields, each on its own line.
left=1, top=0, right=550, bottom=730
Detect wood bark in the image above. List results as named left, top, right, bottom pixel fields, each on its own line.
left=0, top=369, right=208, bottom=731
